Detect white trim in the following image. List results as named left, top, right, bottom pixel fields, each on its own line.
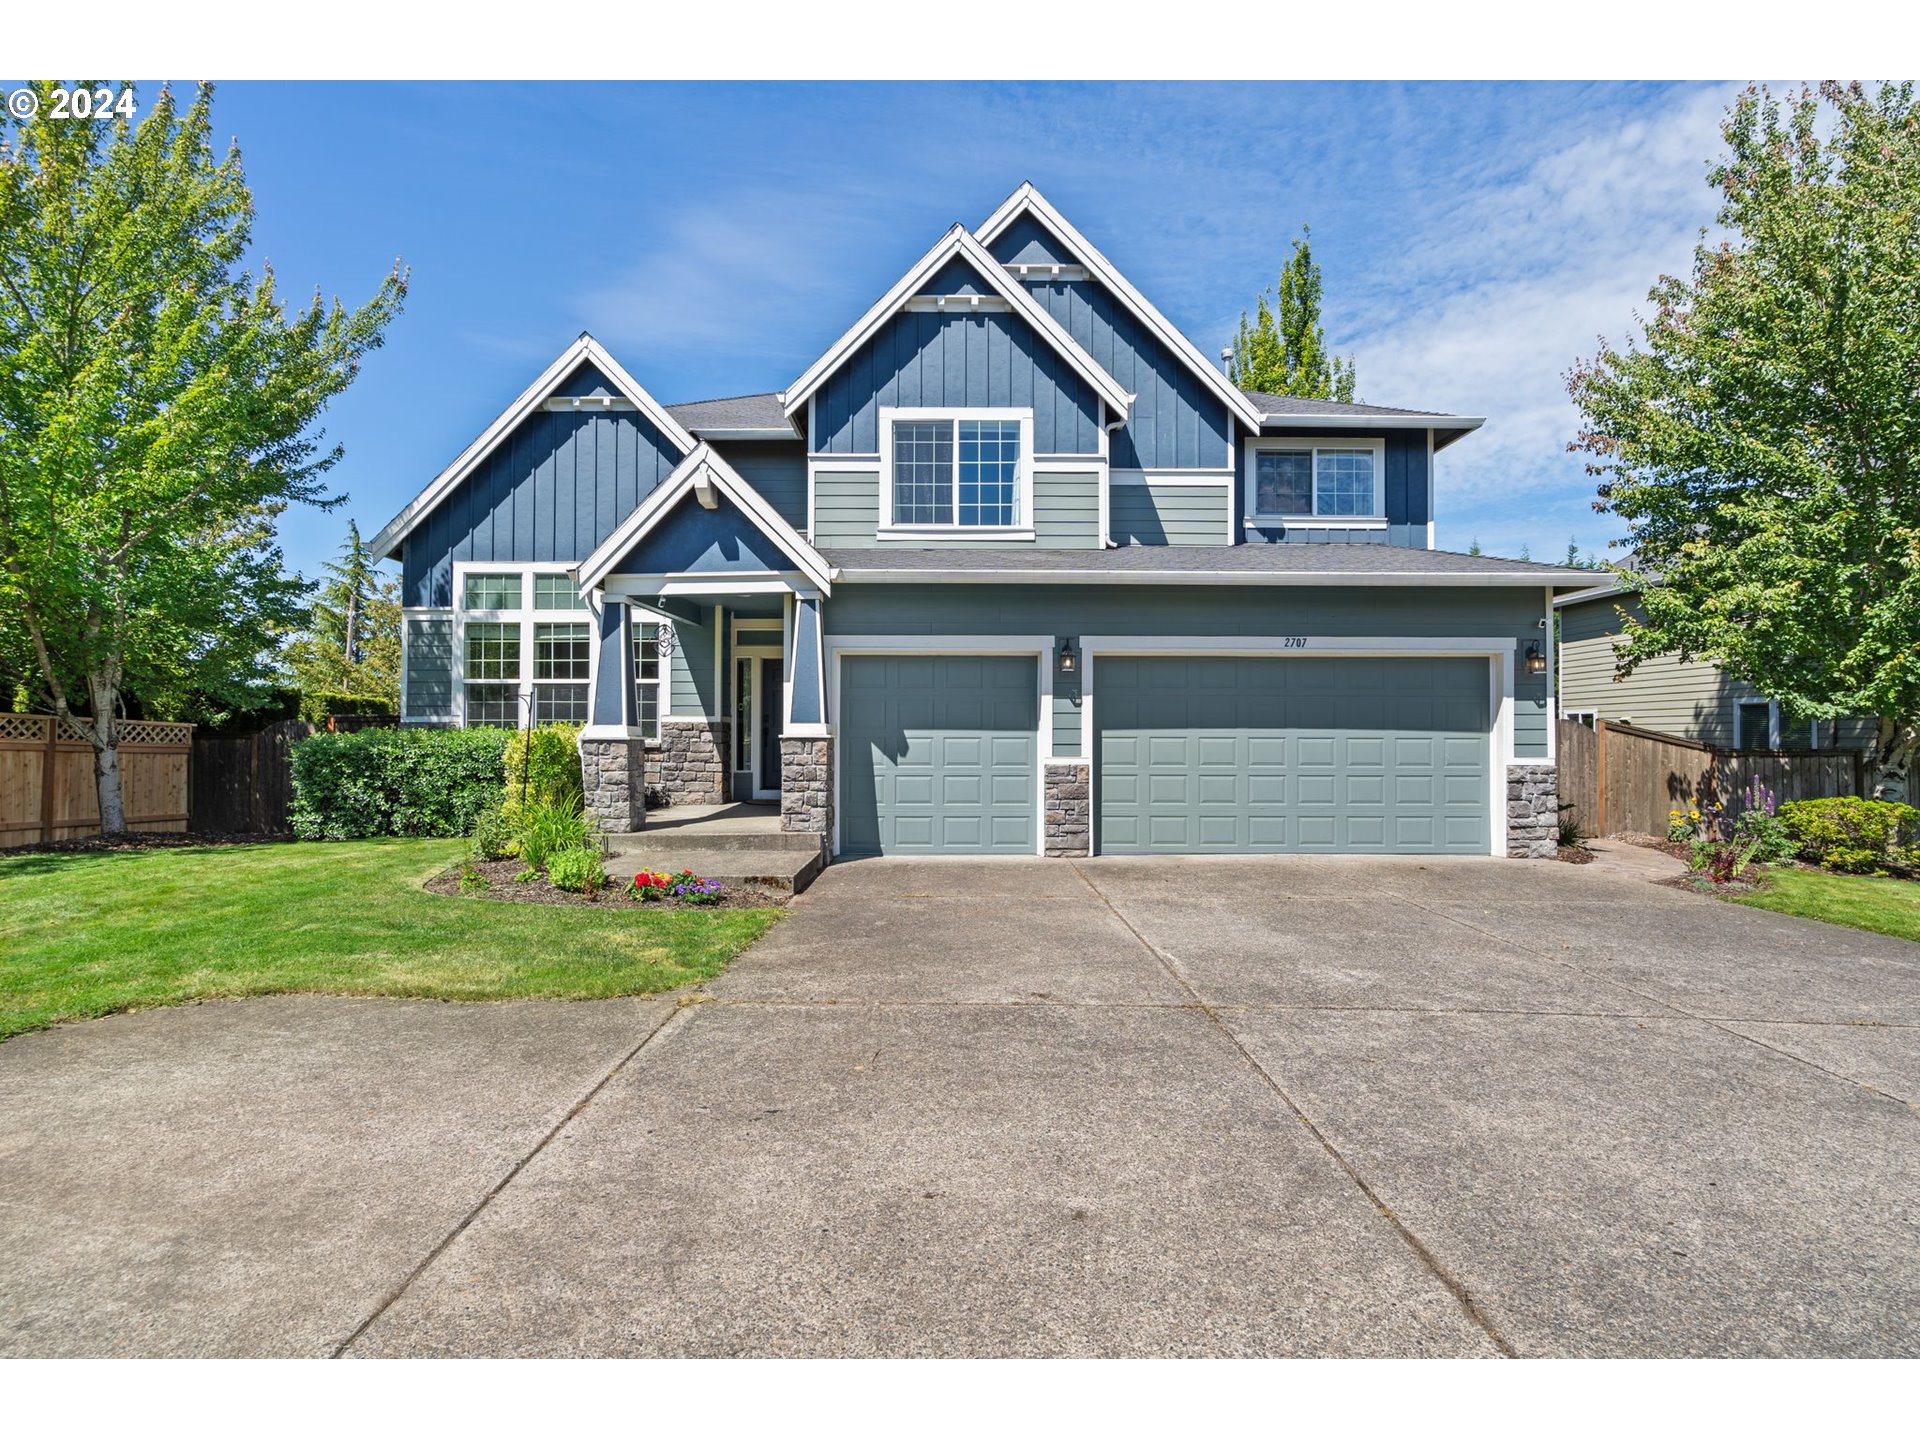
left=781, top=225, right=1133, bottom=422
left=1553, top=582, right=1632, bottom=607
left=824, top=634, right=1054, bottom=858
left=1252, top=413, right=1485, bottom=432
left=1002, top=261, right=1092, bottom=283
left=901, top=294, right=1012, bottom=313
left=833, top=567, right=1598, bottom=588
left=975, top=183, right=1264, bottom=432
left=1242, top=435, right=1388, bottom=523
left=1542, top=586, right=1558, bottom=764
left=680, top=426, right=797, bottom=441
left=540, top=395, right=635, bottom=413
left=573, top=442, right=835, bottom=596
left=877, top=407, right=1035, bottom=536
left=1077, top=635, right=1519, bottom=858
left=606, top=573, right=816, bottom=599
left=1425, top=430, right=1436, bottom=551
left=369, top=334, right=697, bottom=561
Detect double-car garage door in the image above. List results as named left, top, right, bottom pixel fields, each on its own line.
left=838, top=652, right=1490, bottom=857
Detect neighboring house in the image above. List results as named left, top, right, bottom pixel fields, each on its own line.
left=371, top=183, right=1595, bottom=860
left=1556, top=585, right=1873, bottom=750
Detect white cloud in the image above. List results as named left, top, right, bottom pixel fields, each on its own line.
left=1349, top=84, right=1734, bottom=557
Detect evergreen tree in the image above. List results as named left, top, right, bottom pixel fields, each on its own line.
left=284, top=521, right=401, bottom=707
left=1229, top=226, right=1357, bottom=401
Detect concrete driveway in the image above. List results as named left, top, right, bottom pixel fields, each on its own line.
left=3, top=855, right=1916, bottom=1357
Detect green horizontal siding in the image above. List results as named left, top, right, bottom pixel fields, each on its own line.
left=812, top=470, right=1099, bottom=548
left=1111, top=482, right=1228, bottom=546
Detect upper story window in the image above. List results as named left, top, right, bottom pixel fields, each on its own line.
left=879, top=408, right=1033, bottom=536
left=1245, top=439, right=1386, bottom=523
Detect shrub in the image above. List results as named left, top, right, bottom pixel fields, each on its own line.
left=468, top=805, right=516, bottom=861
left=502, top=724, right=583, bottom=821
left=1666, top=806, right=1703, bottom=843
left=290, top=727, right=510, bottom=840
left=457, top=862, right=490, bottom=894
left=515, top=798, right=596, bottom=871
left=1778, top=796, right=1920, bottom=874
left=545, top=846, right=606, bottom=894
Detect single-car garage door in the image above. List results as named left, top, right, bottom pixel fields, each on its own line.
left=1095, top=655, right=1490, bottom=854
left=839, top=654, right=1038, bottom=856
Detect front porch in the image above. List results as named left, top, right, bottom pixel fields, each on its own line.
left=599, top=802, right=827, bottom=895
left=570, top=442, right=837, bottom=858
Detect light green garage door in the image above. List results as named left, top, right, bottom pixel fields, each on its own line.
left=1095, top=655, right=1490, bottom=854
left=839, top=655, right=1038, bottom=856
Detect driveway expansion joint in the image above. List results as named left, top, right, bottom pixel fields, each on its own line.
left=329, top=998, right=702, bottom=1358
left=1067, top=861, right=1521, bottom=1359
left=1383, top=888, right=1920, bottom=1111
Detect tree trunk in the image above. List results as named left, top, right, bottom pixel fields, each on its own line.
left=85, top=671, right=126, bottom=835
left=1869, top=716, right=1918, bottom=803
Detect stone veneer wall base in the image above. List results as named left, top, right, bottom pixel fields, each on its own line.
left=780, top=736, right=833, bottom=857
left=650, top=719, right=730, bottom=806
left=580, top=738, right=645, bottom=833
left=1043, top=761, right=1091, bottom=857
left=1506, top=763, right=1559, bottom=858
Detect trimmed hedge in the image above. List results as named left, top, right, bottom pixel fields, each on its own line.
left=1777, top=796, right=1920, bottom=875
left=290, top=727, right=510, bottom=840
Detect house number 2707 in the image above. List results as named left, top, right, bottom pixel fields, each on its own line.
left=1281, top=636, right=1308, bottom=648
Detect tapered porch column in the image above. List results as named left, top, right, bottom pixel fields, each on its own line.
left=780, top=592, right=833, bottom=844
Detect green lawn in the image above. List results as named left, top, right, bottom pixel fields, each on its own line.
left=0, top=839, right=782, bottom=1041
left=1731, top=865, right=1920, bottom=944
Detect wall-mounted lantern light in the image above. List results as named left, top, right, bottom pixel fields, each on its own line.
left=1057, top=638, right=1078, bottom=674
left=1525, top=640, right=1547, bottom=676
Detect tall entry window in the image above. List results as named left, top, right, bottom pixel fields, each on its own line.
left=455, top=566, right=593, bottom=729
left=881, top=409, right=1032, bottom=533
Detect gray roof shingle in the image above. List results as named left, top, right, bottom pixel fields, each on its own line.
left=665, top=392, right=793, bottom=433
left=819, top=544, right=1595, bottom=585
left=1239, top=389, right=1468, bottom=420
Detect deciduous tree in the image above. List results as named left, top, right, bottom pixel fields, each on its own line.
left=0, top=82, right=404, bottom=829
left=1229, top=225, right=1357, bottom=402
left=1570, top=82, right=1920, bottom=796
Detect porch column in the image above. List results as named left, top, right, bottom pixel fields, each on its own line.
left=780, top=592, right=832, bottom=844
left=579, top=599, right=645, bottom=832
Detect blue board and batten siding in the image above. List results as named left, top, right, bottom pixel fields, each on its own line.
left=825, top=584, right=1552, bottom=760
left=401, top=364, right=688, bottom=608
left=711, top=442, right=807, bottom=532
left=985, top=215, right=1231, bottom=473
left=810, top=309, right=1105, bottom=457
left=1238, top=429, right=1431, bottom=549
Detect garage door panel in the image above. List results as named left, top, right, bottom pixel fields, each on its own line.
left=1096, top=655, right=1490, bottom=855
left=839, top=655, right=1037, bottom=856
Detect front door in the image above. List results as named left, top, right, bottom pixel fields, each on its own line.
left=757, top=658, right=783, bottom=801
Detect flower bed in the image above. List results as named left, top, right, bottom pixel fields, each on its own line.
left=425, top=858, right=784, bottom=909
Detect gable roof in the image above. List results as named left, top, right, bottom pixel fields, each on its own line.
left=369, top=334, right=699, bottom=562
left=976, top=183, right=1265, bottom=433
left=780, top=225, right=1134, bottom=422
left=573, top=441, right=833, bottom=595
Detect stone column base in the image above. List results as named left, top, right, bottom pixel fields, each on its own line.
left=653, top=719, right=730, bottom=805
left=780, top=736, right=833, bottom=850
left=580, top=738, right=645, bottom=833
left=1506, top=763, right=1559, bottom=858
left=1043, top=761, right=1091, bottom=857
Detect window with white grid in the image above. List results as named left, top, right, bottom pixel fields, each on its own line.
left=463, top=572, right=522, bottom=611
left=1246, top=441, right=1383, bottom=520
left=533, top=574, right=586, bottom=611
left=882, top=410, right=1029, bottom=531
left=533, top=622, right=590, bottom=724
left=632, top=621, right=664, bottom=741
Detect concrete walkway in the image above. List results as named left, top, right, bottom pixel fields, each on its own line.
left=3, top=854, right=1916, bottom=1357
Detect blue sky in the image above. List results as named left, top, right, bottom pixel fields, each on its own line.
left=198, top=80, right=1739, bottom=581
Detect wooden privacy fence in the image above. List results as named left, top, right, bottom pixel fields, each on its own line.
left=1556, top=717, right=1864, bottom=838
left=0, top=714, right=194, bottom=847
left=189, top=718, right=317, bottom=835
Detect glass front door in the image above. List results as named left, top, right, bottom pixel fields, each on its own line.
left=734, top=652, right=783, bottom=801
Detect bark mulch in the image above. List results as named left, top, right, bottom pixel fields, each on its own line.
left=426, top=857, right=787, bottom=910
left=3, top=831, right=296, bottom=857
left=1556, top=844, right=1596, bottom=864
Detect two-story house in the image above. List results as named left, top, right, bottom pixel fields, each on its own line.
left=371, top=184, right=1594, bottom=860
